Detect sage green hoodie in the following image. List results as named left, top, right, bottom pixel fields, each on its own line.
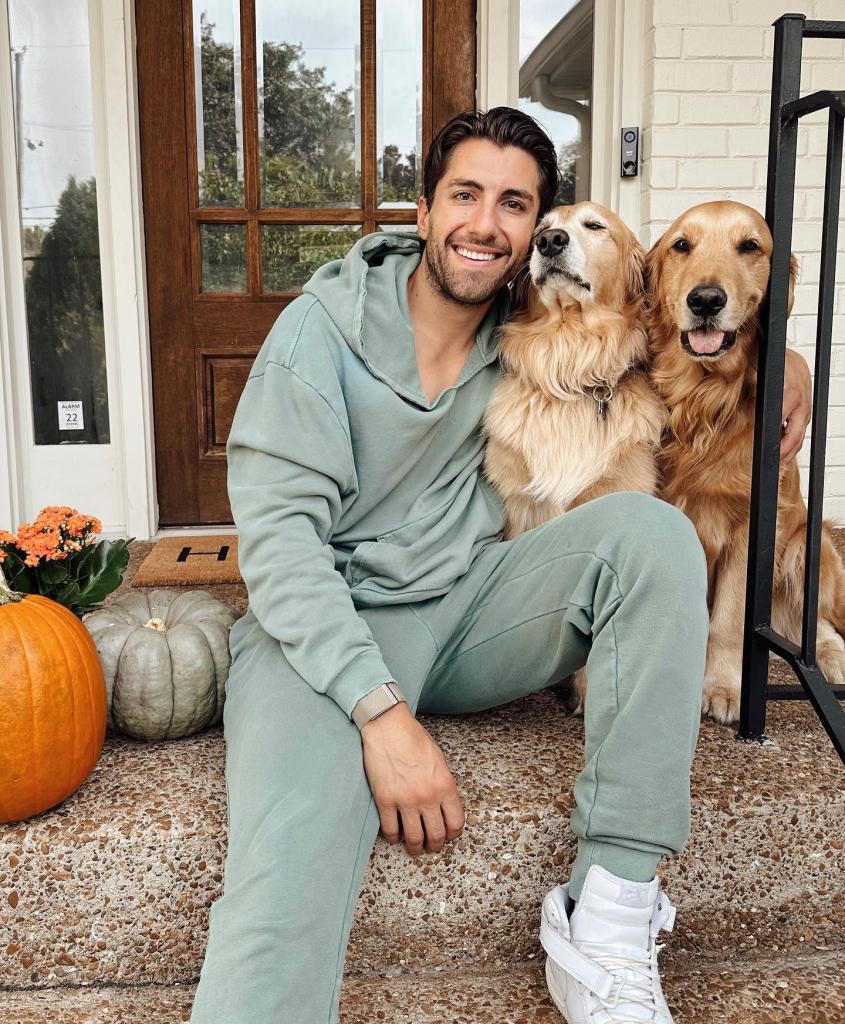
left=226, top=231, right=510, bottom=720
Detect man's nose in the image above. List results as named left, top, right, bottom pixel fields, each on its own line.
left=686, top=285, right=728, bottom=318
left=536, top=228, right=570, bottom=257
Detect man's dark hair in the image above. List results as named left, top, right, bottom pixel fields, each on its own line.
left=422, top=106, right=560, bottom=221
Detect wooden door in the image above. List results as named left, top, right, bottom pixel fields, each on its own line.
left=136, top=0, right=476, bottom=526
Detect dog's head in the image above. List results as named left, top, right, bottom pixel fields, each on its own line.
left=644, top=200, right=797, bottom=365
left=520, top=201, right=645, bottom=315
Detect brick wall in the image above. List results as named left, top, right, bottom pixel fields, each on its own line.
left=641, top=0, right=845, bottom=519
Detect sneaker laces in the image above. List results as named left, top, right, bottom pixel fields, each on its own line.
left=586, top=941, right=667, bottom=1023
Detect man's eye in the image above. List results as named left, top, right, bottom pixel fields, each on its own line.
left=454, top=191, right=472, bottom=200
left=672, top=238, right=690, bottom=253
left=738, top=239, right=759, bottom=253
left=584, top=221, right=605, bottom=230
left=506, top=200, right=526, bottom=211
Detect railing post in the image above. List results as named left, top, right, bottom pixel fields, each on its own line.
left=739, top=13, right=805, bottom=742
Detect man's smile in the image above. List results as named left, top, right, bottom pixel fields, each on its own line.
left=451, top=243, right=508, bottom=267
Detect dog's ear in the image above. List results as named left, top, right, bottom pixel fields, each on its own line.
left=787, top=251, right=798, bottom=317
left=508, top=264, right=533, bottom=317
left=623, top=241, right=646, bottom=307
left=642, top=236, right=664, bottom=310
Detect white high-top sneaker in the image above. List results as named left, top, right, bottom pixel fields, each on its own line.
left=539, top=864, right=677, bottom=1023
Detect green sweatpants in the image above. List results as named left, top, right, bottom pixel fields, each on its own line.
left=189, top=491, right=709, bottom=1024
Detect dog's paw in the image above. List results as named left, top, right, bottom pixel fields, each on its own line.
left=816, top=641, right=845, bottom=683
left=702, top=679, right=740, bottom=724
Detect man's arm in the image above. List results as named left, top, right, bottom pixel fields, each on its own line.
left=781, top=348, right=812, bottom=464
left=227, top=357, right=393, bottom=720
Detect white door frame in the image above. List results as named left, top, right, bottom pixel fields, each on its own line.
left=0, top=0, right=157, bottom=540
left=476, top=0, right=645, bottom=231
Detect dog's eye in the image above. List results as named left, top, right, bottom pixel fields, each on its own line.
left=583, top=221, right=605, bottom=231
left=671, top=238, right=690, bottom=253
left=738, top=239, right=759, bottom=253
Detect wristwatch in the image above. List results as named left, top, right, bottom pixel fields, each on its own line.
left=351, top=682, right=407, bottom=731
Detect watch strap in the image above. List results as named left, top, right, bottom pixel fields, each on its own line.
left=351, top=682, right=407, bottom=730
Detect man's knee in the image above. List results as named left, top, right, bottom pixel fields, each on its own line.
left=586, top=492, right=707, bottom=596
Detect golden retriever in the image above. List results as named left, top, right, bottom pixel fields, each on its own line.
left=482, top=201, right=666, bottom=711
left=645, top=199, right=845, bottom=723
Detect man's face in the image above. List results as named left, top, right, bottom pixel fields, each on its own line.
left=416, top=138, right=541, bottom=306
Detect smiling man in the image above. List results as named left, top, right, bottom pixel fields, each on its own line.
left=189, top=108, right=813, bottom=1024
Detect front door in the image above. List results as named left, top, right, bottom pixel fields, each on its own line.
left=136, top=0, right=477, bottom=526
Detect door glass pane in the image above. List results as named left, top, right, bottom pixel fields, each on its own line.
left=200, top=223, right=248, bottom=292
left=261, top=225, right=361, bottom=292
left=377, top=0, right=423, bottom=209
left=256, top=1, right=360, bottom=208
left=9, top=0, right=110, bottom=445
left=519, top=0, right=593, bottom=204
left=193, top=1, right=244, bottom=207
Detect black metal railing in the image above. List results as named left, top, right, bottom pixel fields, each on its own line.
left=741, top=13, right=845, bottom=762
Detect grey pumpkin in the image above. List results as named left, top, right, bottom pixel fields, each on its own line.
left=82, top=589, right=239, bottom=740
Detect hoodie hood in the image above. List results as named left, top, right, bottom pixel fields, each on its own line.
left=302, top=230, right=510, bottom=408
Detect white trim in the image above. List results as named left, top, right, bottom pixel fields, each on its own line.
left=0, top=0, right=21, bottom=528
left=589, top=0, right=644, bottom=229
left=475, top=0, right=645, bottom=232
left=476, top=0, right=519, bottom=110
left=93, top=0, right=157, bottom=540
left=0, top=0, right=23, bottom=528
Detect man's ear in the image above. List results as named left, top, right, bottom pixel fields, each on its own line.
left=416, top=196, right=429, bottom=240
left=787, top=251, right=798, bottom=317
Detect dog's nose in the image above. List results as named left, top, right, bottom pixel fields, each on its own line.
left=536, top=228, right=569, bottom=257
left=686, top=285, right=728, bottom=317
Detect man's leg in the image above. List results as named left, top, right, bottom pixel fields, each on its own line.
left=189, top=603, right=438, bottom=1024
left=414, top=491, right=709, bottom=900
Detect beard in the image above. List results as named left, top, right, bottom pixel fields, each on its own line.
left=423, top=229, right=519, bottom=306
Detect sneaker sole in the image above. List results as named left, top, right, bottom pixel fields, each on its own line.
left=544, top=954, right=573, bottom=1022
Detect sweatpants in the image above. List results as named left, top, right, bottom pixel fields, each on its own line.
left=189, top=491, right=709, bottom=1024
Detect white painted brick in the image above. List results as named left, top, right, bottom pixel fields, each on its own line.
left=732, top=0, right=814, bottom=24
left=683, top=26, right=765, bottom=58
left=680, top=93, right=759, bottom=124
left=814, top=0, right=845, bottom=18
left=801, top=37, right=845, bottom=60
left=793, top=283, right=823, bottom=315
left=647, top=26, right=683, bottom=58
left=677, top=157, right=756, bottom=188
left=801, top=190, right=845, bottom=223
left=820, top=437, right=845, bottom=466
left=728, top=125, right=770, bottom=156
left=811, top=61, right=845, bottom=92
left=731, top=60, right=777, bottom=92
left=648, top=93, right=680, bottom=124
left=652, top=61, right=731, bottom=92
left=796, top=157, right=830, bottom=189
left=648, top=158, right=678, bottom=188
left=643, top=190, right=733, bottom=221
left=805, top=124, right=834, bottom=157
left=798, top=252, right=822, bottom=285
left=827, top=407, right=845, bottom=437
left=649, top=126, right=729, bottom=157
left=652, top=0, right=732, bottom=23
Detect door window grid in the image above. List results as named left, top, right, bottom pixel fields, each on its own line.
left=189, top=0, right=423, bottom=297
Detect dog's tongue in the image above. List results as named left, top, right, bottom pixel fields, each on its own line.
left=687, top=328, right=725, bottom=354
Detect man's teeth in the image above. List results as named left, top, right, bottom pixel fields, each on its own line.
left=455, top=246, right=499, bottom=261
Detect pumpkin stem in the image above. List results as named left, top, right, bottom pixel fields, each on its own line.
left=0, top=560, right=24, bottom=605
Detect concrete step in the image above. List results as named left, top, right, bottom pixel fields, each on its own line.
left=1, top=949, right=844, bottom=1023
left=1, top=689, right=842, bottom=988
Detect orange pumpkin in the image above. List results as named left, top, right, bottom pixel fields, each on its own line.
left=0, top=569, right=107, bottom=824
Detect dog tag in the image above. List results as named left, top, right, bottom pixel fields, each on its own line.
left=592, top=383, right=613, bottom=420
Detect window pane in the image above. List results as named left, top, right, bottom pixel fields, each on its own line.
left=377, top=0, right=423, bottom=209
left=9, top=0, right=110, bottom=445
left=519, top=0, right=593, bottom=204
left=261, top=225, right=361, bottom=292
left=377, top=224, right=418, bottom=234
left=256, top=1, right=360, bottom=208
left=200, top=223, right=248, bottom=292
left=193, top=1, right=244, bottom=207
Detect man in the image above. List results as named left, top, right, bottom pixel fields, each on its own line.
left=189, top=108, right=812, bottom=1024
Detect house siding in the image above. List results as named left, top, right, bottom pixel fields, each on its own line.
left=642, top=0, right=845, bottom=520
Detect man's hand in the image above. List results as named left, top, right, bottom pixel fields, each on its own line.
left=361, top=703, right=465, bottom=856
left=781, top=348, right=812, bottom=464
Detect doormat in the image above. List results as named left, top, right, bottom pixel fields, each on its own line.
left=130, top=535, right=241, bottom=586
